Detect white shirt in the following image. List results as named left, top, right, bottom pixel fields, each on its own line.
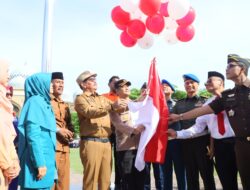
left=177, top=96, right=235, bottom=139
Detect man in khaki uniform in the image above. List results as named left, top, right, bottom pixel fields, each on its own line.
left=110, top=79, right=145, bottom=190
left=102, top=75, right=122, bottom=190
left=74, top=71, right=126, bottom=190
left=51, top=72, right=74, bottom=190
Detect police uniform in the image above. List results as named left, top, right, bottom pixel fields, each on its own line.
left=208, top=54, right=250, bottom=190
left=209, top=79, right=250, bottom=190
left=173, top=74, right=215, bottom=190
left=178, top=71, right=238, bottom=190
left=161, top=79, right=186, bottom=190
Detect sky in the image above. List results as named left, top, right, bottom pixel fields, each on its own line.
left=1, top=0, right=250, bottom=101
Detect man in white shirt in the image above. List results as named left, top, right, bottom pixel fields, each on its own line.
left=168, top=71, right=238, bottom=190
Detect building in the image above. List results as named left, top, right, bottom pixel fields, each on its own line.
left=8, top=66, right=75, bottom=115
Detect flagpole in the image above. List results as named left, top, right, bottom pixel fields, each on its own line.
left=41, top=0, right=56, bottom=72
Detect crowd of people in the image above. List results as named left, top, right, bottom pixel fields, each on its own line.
left=0, top=53, right=250, bottom=190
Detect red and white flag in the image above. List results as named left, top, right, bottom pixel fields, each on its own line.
left=128, top=58, right=168, bottom=171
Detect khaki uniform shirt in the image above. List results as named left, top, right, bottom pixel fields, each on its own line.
left=51, top=95, right=74, bottom=153
left=110, top=110, right=140, bottom=151
left=209, top=78, right=250, bottom=137
left=74, top=91, right=112, bottom=138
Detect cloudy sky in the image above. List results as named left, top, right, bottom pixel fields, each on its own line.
left=1, top=0, right=250, bottom=101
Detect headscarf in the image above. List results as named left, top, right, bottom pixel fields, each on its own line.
left=0, top=59, right=9, bottom=87
left=18, top=73, right=56, bottom=132
left=0, top=60, right=15, bottom=136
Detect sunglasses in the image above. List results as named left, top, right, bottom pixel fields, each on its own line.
left=226, top=63, right=240, bottom=69
left=6, top=93, right=13, bottom=97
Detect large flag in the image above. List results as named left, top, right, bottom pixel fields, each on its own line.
left=128, top=58, right=168, bottom=171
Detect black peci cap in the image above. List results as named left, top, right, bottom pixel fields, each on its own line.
left=52, top=72, right=64, bottom=80
left=208, top=71, right=225, bottom=81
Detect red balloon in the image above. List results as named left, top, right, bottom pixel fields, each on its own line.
left=111, top=6, right=130, bottom=26
left=159, top=2, right=169, bottom=17
left=120, top=31, right=137, bottom=47
left=177, top=7, right=196, bottom=26
left=127, top=19, right=146, bottom=39
left=115, top=24, right=126, bottom=30
left=146, top=14, right=165, bottom=34
left=176, top=25, right=195, bottom=42
left=139, top=0, right=161, bottom=16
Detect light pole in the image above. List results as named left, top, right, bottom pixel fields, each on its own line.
left=41, top=0, right=56, bottom=72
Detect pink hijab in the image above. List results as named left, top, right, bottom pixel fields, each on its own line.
left=0, top=60, right=16, bottom=137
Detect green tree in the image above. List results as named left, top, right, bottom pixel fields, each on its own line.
left=198, top=89, right=213, bottom=98
left=71, top=112, right=80, bottom=138
left=129, top=88, right=141, bottom=100
left=172, top=88, right=212, bottom=100
left=172, top=90, right=186, bottom=100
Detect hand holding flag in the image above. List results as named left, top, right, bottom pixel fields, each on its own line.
left=128, top=58, right=169, bottom=171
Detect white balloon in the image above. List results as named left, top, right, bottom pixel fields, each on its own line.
left=120, top=0, right=137, bottom=13
left=131, top=0, right=140, bottom=4
left=161, top=0, right=169, bottom=2
left=164, top=17, right=178, bottom=30
left=130, top=8, right=147, bottom=22
left=168, top=0, right=190, bottom=20
left=163, top=29, right=178, bottom=44
left=138, top=32, right=154, bottom=49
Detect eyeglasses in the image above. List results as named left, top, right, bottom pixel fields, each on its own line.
left=226, top=63, right=239, bottom=69
left=6, top=93, right=13, bottom=97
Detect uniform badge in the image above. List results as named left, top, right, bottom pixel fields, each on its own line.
left=228, top=109, right=235, bottom=117
left=228, top=94, right=235, bottom=97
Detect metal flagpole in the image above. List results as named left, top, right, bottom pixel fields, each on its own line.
left=41, top=0, right=56, bottom=72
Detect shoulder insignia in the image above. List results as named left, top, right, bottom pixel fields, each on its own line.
left=227, top=93, right=235, bottom=97
left=221, top=88, right=233, bottom=96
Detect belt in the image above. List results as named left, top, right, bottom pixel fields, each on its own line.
left=80, top=136, right=110, bottom=143
left=213, top=137, right=235, bottom=144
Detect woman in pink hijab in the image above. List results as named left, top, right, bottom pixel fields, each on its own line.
left=0, top=59, right=20, bottom=189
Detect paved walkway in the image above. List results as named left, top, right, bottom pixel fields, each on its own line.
left=70, top=171, right=243, bottom=190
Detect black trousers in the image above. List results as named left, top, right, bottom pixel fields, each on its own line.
left=182, top=135, right=215, bottom=190
left=117, top=149, right=145, bottom=190
left=235, top=140, right=250, bottom=190
left=214, top=138, right=238, bottom=190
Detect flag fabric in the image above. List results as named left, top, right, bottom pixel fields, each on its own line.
left=128, top=58, right=168, bottom=171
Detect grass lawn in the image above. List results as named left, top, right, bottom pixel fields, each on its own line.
left=70, top=148, right=83, bottom=174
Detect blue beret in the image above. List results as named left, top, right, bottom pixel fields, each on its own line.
left=161, top=79, right=175, bottom=92
left=183, top=73, right=200, bottom=83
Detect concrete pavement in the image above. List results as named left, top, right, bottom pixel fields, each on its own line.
left=70, top=170, right=243, bottom=190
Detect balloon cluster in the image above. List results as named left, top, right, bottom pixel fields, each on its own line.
left=111, top=0, right=196, bottom=48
